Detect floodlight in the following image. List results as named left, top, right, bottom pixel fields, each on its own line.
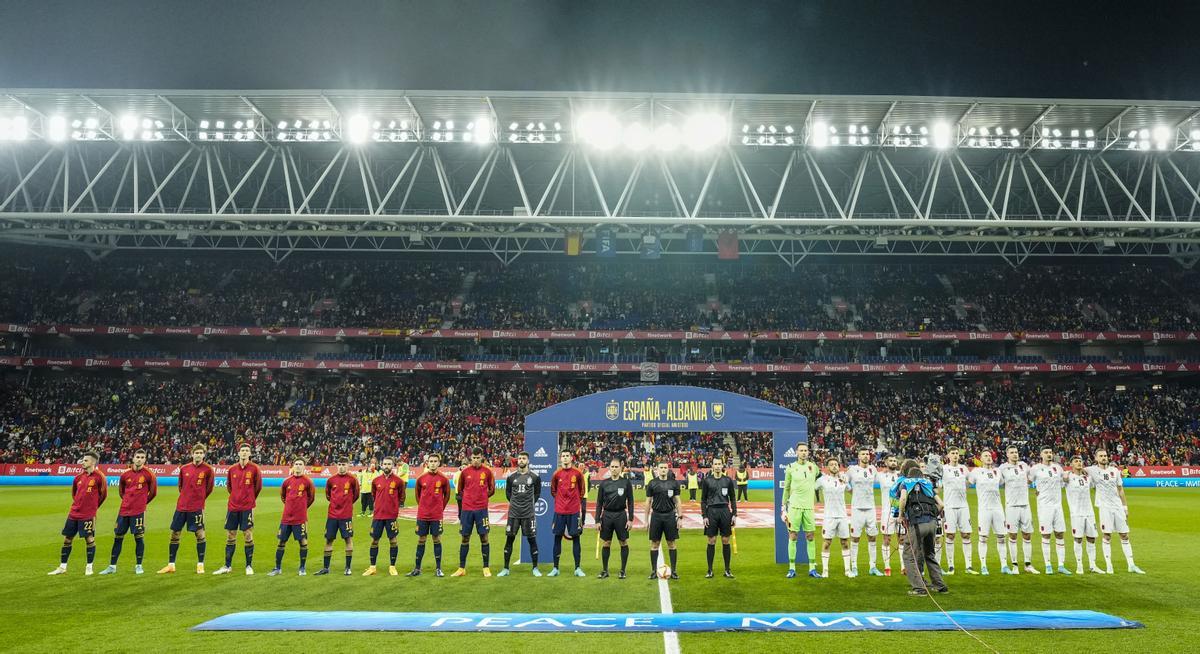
left=576, top=111, right=620, bottom=150
left=811, top=121, right=829, bottom=148
left=932, top=122, right=952, bottom=149
left=347, top=114, right=370, bottom=144
left=471, top=117, right=492, bottom=143
left=622, top=122, right=649, bottom=151
left=654, top=123, right=680, bottom=151
left=683, top=113, right=726, bottom=150
left=47, top=115, right=67, bottom=142
left=119, top=115, right=139, bottom=139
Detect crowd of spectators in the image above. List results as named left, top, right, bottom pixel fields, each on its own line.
left=4, top=255, right=1198, bottom=333
left=3, top=376, right=1196, bottom=470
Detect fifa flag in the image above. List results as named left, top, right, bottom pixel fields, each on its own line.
left=597, top=229, right=617, bottom=258
left=718, top=231, right=739, bottom=259
left=641, top=233, right=662, bottom=260
left=564, top=232, right=583, bottom=256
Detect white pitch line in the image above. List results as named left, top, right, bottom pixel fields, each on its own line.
left=658, top=577, right=681, bottom=654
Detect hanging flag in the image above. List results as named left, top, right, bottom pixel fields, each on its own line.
left=597, top=229, right=616, bottom=258
left=641, top=233, right=661, bottom=260
left=718, top=231, right=739, bottom=259
left=687, top=229, right=705, bottom=252
left=564, top=232, right=582, bottom=256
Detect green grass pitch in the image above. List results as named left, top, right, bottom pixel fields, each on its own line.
left=1, top=486, right=1196, bottom=653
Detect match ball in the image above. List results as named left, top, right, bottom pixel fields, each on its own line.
left=657, top=562, right=671, bottom=579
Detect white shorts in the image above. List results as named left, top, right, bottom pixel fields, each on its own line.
left=978, top=508, right=1006, bottom=536
left=1005, top=505, right=1033, bottom=534
left=881, top=512, right=900, bottom=535
left=1070, top=509, right=1097, bottom=539
left=823, top=515, right=850, bottom=540
left=1037, top=504, right=1066, bottom=534
left=1099, top=506, right=1129, bottom=534
left=850, top=509, right=878, bottom=537
left=944, top=506, right=971, bottom=533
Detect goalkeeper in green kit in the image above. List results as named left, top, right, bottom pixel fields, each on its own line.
left=782, top=442, right=821, bottom=578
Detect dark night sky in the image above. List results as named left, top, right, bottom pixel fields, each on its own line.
left=1, top=0, right=1199, bottom=100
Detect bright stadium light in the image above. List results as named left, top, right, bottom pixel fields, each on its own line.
left=470, top=117, right=492, bottom=143
left=47, top=115, right=67, bottom=142
left=932, top=122, right=952, bottom=149
left=1152, top=125, right=1170, bottom=150
left=683, top=113, right=726, bottom=151
left=654, top=123, right=681, bottom=151
left=347, top=114, right=370, bottom=144
left=576, top=111, right=620, bottom=150
left=119, top=115, right=138, bottom=140
left=622, top=122, right=649, bottom=151
left=811, top=121, right=829, bottom=148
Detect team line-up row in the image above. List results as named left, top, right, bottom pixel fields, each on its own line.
left=45, top=442, right=1144, bottom=580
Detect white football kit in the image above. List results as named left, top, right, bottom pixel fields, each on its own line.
left=1029, top=462, right=1066, bottom=534
left=817, top=475, right=850, bottom=539
left=846, top=464, right=879, bottom=537
left=1087, top=465, right=1128, bottom=534
left=940, top=464, right=972, bottom=533
left=999, top=461, right=1033, bottom=534
left=1065, top=471, right=1097, bottom=538
left=971, top=467, right=1006, bottom=536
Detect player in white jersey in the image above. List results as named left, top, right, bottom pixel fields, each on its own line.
left=969, top=451, right=1008, bottom=575
left=939, top=449, right=974, bottom=575
left=1086, top=449, right=1145, bottom=575
left=845, top=448, right=883, bottom=577
left=1029, top=446, right=1071, bottom=575
left=815, top=458, right=853, bottom=578
left=1065, top=455, right=1104, bottom=574
left=876, top=454, right=905, bottom=576
left=998, top=446, right=1037, bottom=575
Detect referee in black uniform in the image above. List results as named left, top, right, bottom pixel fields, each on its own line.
left=700, top=456, right=738, bottom=578
left=594, top=458, right=635, bottom=579
left=645, top=460, right=682, bottom=579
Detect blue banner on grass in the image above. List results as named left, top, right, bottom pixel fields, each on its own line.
left=194, top=610, right=1142, bottom=632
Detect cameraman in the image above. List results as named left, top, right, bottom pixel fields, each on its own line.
left=892, top=459, right=949, bottom=596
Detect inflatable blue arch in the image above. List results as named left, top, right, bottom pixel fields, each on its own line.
left=523, top=385, right=808, bottom=564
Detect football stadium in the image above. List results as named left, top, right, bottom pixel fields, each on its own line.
left=2, top=9, right=1200, bottom=653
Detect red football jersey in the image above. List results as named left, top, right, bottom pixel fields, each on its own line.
left=68, top=470, right=107, bottom=520
left=458, top=465, right=495, bottom=511
left=415, top=471, right=451, bottom=521
left=226, top=462, right=262, bottom=511
left=371, top=473, right=405, bottom=520
left=551, top=467, right=586, bottom=515
left=280, top=475, right=316, bottom=525
left=325, top=473, right=360, bottom=520
left=118, top=467, right=157, bottom=516
left=176, top=462, right=215, bottom=512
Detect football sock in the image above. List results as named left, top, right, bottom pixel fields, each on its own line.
left=1056, top=538, right=1066, bottom=567
left=110, top=537, right=124, bottom=565
left=571, top=537, right=581, bottom=567
left=298, top=547, right=307, bottom=569
left=502, top=535, right=515, bottom=568
left=668, top=548, right=677, bottom=570
left=1121, top=540, right=1135, bottom=568
left=168, top=542, right=179, bottom=564
left=650, top=549, right=659, bottom=569
left=225, top=541, right=235, bottom=567
left=459, top=544, right=469, bottom=568
left=369, top=545, right=379, bottom=565
left=601, top=545, right=611, bottom=571
left=434, top=543, right=443, bottom=568
left=60, top=544, right=71, bottom=565
left=553, top=535, right=563, bottom=567
left=481, top=543, right=490, bottom=568
left=1102, top=540, right=1113, bottom=570
left=620, top=545, right=629, bottom=573
left=389, top=545, right=398, bottom=566
left=134, top=537, right=145, bottom=564
left=415, top=543, right=425, bottom=568
left=721, top=544, right=730, bottom=572
left=244, top=543, right=254, bottom=567
left=1041, top=538, right=1052, bottom=566
left=706, top=543, right=715, bottom=572
left=86, top=544, right=95, bottom=564
left=196, top=539, right=206, bottom=564
left=275, top=544, right=285, bottom=568
left=526, top=538, right=537, bottom=567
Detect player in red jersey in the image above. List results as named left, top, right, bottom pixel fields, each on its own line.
left=317, top=457, right=360, bottom=576
left=408, top=453, right=451, bottom=577
left=452, top=447, right=496, bottom=577
left=363, top=456, right=405, bottom=576
left=48, top=451, right=107, bottom=576
left=99, top=449, right=157, bottom=575
left=549, top=449, right=588, bottom=577
left=268, top=458, right=316, bottom=576
left=214, top=443, right=262, bottom=575
left=159, top=443, right=215, bottom=574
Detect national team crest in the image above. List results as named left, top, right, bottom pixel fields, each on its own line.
left=712, top=402, right=725, bottom=420
left=605, top=400, right=619, bottom=420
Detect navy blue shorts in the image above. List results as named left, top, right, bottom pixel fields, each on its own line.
left=371, top=519, right=399, bottom=540
left=459, top=509, right=490, bottom=536
left=115, top=514, right=145, bottom=537
left=170, top=510, right=205, bottom=533
left=416, top=519, right=443, bottom=537
left=224, top=510, right=254, bottom=531
left=277, top=523, right=308, bottom=543
left=324, top=518, right=354, bottom=541
left=62, top=518, right=96, bottom=539
left=552, top=513, right=582, bottom=537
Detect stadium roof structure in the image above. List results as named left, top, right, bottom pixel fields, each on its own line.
left=2, top=88, right=1200, bottom=267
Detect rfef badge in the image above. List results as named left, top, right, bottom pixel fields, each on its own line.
left=605, top=400, right=619, bottom=420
